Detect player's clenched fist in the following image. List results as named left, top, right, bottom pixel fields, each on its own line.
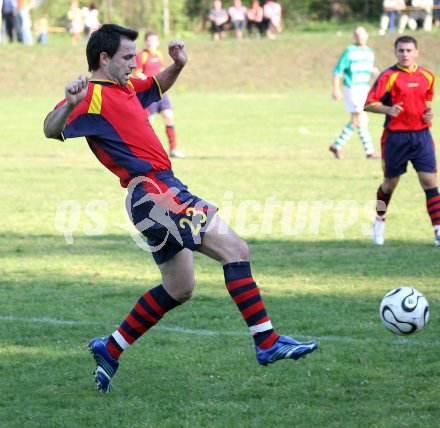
left=168, top=40, right=187, bottom=69
left=65, top=75, right=89, bottom=106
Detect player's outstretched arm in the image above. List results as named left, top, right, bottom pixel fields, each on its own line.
left=44, top=75, right=89, bottom=139
left=155, top=40, right=187, bottom=93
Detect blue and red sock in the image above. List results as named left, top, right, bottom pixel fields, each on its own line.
left=108, top=284, right=180, bottom=359
left=425, top=187, right=440, bottom=232
left=223, top=261, right=279, bottom=349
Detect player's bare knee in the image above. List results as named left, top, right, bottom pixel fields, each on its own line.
left=172, top=278, right=195, bottom=303
left=235, top=237, right=250, bottom=261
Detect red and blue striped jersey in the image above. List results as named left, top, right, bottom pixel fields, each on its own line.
left=55, top=77, right=171, bottom=188
left=365, top=64, right=435, bottom=131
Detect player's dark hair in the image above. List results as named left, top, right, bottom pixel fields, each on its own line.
left=394, top=35, right=417, bottom=49
left=86, top=24, right=138, bottom=72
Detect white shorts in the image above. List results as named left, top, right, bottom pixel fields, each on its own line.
left=343, top=86, right=369, bottom=114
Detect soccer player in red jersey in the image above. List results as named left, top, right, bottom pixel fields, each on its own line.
left=133, top=31, right=184, bottom=158
left=365, top=35, right=440, bottom=246
left=43, top=24, right=317, bottom=393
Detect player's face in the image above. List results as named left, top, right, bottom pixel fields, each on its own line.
left=354, top=27, right=368, bottom=46
left=106, top=38, right=137, bottom=86
left=146, top=35, right=159, bottom=52
left=395, top=42, right=418, bottom=69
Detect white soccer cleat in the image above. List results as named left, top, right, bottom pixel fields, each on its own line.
left=169, top=149, right=185, bottom=158
left=372, top=215, right=386, bottom=245
left=435, top=229, right=440, bottom=247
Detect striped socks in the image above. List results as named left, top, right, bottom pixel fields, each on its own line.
left=223, top=261, right=279, bottom=349
left=357, top=126, right=374, bottom=155
left=425, top=187, right=440, bottom=234
left=107, top=284, right=180, bottom=359
left=334, top=123, right=354, bottom=148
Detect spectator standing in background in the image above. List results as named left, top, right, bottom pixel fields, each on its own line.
left=83, top=2, right=100, bottom=40
left=228, top=0, right=247, bottom=40
left=16, top=0, right=34, bottom=45
left=2, top=0, right=17, bottom=43
left=379, top=0, right=406, bottom=35
left=208, top=0, right=228, bottom=41
left=247, top=0, right=264, bottom=38
left=434, top=0, right=440, bottom=26
left=263, top=0, right=282, bottom=39
left=67, top=0, right=84, bottom=46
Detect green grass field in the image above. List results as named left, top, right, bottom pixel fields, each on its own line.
left=1, top=31, right=440, bottom=427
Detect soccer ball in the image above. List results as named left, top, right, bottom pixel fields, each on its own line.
left=379, top=287, right=429, bottom=335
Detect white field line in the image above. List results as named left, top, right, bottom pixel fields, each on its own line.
left=0, top=315, right=438, bottom=347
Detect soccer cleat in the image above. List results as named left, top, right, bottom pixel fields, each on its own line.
left=88, top=337, right=119, bottom=393
left=372, top=215, right=386, bottom=245
left=169, top=149, right=185, bottom=158
left=366, top=152, right=380, bottom=159
left=256, top=335, right=318, bottom=366
left=329, top=145, right=342, bottom=159
left=435, top=230, right=440, bottom=247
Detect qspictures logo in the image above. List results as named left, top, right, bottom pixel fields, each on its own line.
left=54, top=180, right=384, bottom=251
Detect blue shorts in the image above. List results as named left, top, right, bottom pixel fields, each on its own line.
left=146, top=93, right=172, bottom=116
left=381, top=128, right=437, bottom=178
left=126, top=171, right=218, bottom=265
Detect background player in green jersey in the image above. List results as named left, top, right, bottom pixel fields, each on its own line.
left=329, top=26, right=380, bottom=160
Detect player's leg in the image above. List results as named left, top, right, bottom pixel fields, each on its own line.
left=379, top=13, right=390, bottom=35
left=412, top=130, right=439, bottom=245
left=423, top=11, right=433, bottom=31
left=197, top=215, right=318, bottom=365
left=373, top=176, right=399, bottom=246
left=372, top=130, right=411, bottom=245
left=162, top=108, right=184, bottom=158
left=159, top=94, right=184, bottom=158
left=398, top=12, right=409, bottom=34
left=356, top=111, right=379, bottom=158
left=417, top=172, right=440, bottom=246
left=145, top=101, right=159, bottom=123
left=89, top=249, right=194, bottom=392
left=108, top=249, right=194, bottom=356
left=329, top=87, right=356, bottom=159
left=408, top=13, right=417, bottom=31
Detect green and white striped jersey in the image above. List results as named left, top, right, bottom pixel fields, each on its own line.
left=333, top=44, right=375, bottom=88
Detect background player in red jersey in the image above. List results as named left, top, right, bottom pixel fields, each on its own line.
left=365, top=35, right=440, bottom=246
left=133, top=31, right=185, bottom=158
left=43, top=24, right=318, bottom=393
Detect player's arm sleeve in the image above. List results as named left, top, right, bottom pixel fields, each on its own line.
left=131, top=76, right=162, bottom=108
left=51, top=99, right=101, bottom=141
left=426, top=73, right=435, bottom=103
left=333, top=50, right=348, bottom=76
left=365, top=73, right=388, bottom=109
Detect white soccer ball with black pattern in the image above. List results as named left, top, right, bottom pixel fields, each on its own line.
left=379, top=287, right=429, bottom=335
